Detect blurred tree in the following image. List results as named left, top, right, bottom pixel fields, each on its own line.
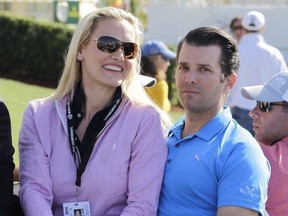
left=131, top=0, right=148, bottom=28
left=106, top=0, right=123, bottom=8
left=102, top=0, right=148, bottom=29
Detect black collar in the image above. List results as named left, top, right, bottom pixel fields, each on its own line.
left=71, top=82, right=84, bottom=129
left=71, top=83, right=122, bottom=129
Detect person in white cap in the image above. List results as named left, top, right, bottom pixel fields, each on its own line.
left=227, top=10, right=287, bottom=135
left=141, top=40, right=176, bottom=112
left=242, top=71, right=288, bottom=216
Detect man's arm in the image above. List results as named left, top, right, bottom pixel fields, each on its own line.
left=0, top=100, right=15, bottom=194
left=217, top=206, right=259, bottom=216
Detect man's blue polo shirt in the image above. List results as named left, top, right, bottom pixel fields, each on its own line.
left=158, top=106, right=270, bottom=216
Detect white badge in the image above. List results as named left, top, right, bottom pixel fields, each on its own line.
left=63, top=201, right=91, bottom=216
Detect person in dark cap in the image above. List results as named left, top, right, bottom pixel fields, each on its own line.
left=141, top=40, right=176, bottom=112
left=242, top=71, right=288, bottom=216
left=227, top=10, right=287, bottom=135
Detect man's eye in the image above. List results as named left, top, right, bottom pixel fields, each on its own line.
left=178, top=65, right=188, bottom=71
left=200, top=67, right=209, bottom=72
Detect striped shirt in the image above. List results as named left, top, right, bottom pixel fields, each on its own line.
left=260, top=137, right=288, bottom=216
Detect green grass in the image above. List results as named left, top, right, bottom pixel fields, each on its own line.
left=170, top=110, right=183, bottom=122
left=0, top=78, right=54, bottom=167
left=0, top=78, right=183, bottom=167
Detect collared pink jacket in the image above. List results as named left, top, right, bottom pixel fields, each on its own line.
left=19, top=96, right=167, bottom=216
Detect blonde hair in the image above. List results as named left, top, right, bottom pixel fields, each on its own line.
left=51, top=7, right=172, bottom=133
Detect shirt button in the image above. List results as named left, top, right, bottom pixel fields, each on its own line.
left=167, top=159, right=171, bottom=163
left=77, top=113, right=82, bottom=118
left=175, top=143, right=180, bottom=148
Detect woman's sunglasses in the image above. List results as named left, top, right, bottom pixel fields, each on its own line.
left=256, top=101, right=288, bottom=112
left=91, top=36, right=138, bottom=59
left=231, top=25, right=243, bottom=32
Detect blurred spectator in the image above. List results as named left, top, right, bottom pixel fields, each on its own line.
left=227, top=10, right=287, bottom=135
left=242, top=71, right=288, bottom=216
left=229, top=16, right=245, bottom=43
left=0, top=100, right=23, bottom=215
left=141, top=40, right=176, bottom=112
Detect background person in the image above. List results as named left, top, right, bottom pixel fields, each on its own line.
left=141, top=40, right=176, bottom=112
left=19, top=7, right=171, bottom=216
left=227, top=10, right=287, bottom=135
left=229, top=16, right=245, bottom=43
left=0, top=100, right=23, bottom=215
left=157, top=26, right=270, bottom=216
left=140, top=56, right=157, bottom=87
left=242, top=71, right=288, bottom=216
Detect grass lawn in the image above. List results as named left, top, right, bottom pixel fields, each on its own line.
left=0, top=78, right=183, bottom=167
left=0, top=78, right=54, bottom=167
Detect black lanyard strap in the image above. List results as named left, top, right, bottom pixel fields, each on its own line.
left=66, top=87, right=122, bottom=187
left=66, top=99, right=82, bottom=168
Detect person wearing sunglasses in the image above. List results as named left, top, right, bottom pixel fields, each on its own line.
left=242, top=71, right=288, bottom=216
left=157, top=26, right=270, bottom=216
left=229, top=16, right=245, bottom=43
left=18, top=7, right=172, bottom=216
left=227, top=11, right=287, bottom=136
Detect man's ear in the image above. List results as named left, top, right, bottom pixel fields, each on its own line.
left=226, top=72, right=237, bottom=90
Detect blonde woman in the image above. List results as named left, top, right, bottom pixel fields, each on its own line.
left=19, top=7, right=171, bottom=216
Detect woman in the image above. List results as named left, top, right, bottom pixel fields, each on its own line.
left=141, top=41, right=176, bottom=112
left=229, top=16, right=245, bottom=43
left=19, top=7, right=171, bottom=216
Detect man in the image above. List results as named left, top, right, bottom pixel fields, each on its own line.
left=242, top=71, right=288, bottom=216
left=0, top=100, right=23, bottom=215
left=227, top=10, right=287, bottom=135
left=157, top=27, right=270, bottom=216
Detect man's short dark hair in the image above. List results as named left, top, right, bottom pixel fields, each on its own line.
left=176, top=26, right=240, bottom=78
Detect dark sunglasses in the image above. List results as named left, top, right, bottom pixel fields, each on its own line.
left=91, top=36, right=138, bottom=59
left=232, top=25, right=243, bottom=32
left=256, top=101, right=288, bottom=112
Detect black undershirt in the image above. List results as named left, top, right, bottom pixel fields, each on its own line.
left=69, top=83, right=122, bottom=186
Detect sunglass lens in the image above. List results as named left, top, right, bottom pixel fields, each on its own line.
left=97, top=36, right=121, bottom=53
left=123, top=43, right=137, bottom=59
left=232, top=26, right=242, bottom=31
left=96, top=36, right=137, bottom=59
left=257, top=101, right=272, bottom=112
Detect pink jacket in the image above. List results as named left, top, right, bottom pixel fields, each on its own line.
left=19, top=96, right=167, bottom=216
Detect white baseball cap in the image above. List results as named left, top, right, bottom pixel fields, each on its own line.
left=241, top=11, right=265, bottom=31
left=241, top=71, right=288, bottom=102
left=137, top=74, right=156, bottom=87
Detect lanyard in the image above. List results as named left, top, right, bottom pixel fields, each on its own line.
left=66, top=88, right=122, bottom=188
left=66, top=99, right=81, bottom=169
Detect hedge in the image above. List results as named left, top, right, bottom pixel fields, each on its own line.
left=0, top=12, right=74, bottom=86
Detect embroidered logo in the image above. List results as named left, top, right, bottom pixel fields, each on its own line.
left=267, top=75, right=288, bottom=99
left=239, top=185, right=259, bottom=199
left=112, top=142, right=117, bottom=151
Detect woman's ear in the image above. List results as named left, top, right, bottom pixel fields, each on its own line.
left=77, top=46, right=84, bottom=61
